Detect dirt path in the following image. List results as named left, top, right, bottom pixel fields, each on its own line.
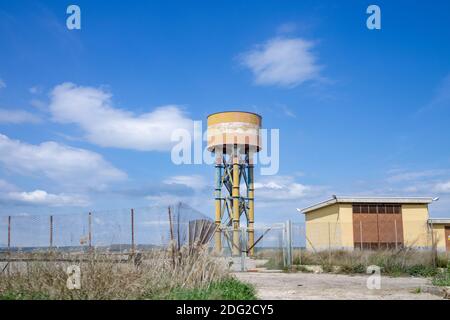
left=235, top=272, right=442, bottom=300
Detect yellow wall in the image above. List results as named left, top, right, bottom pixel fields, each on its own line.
left=337, top=204, right=354, bottom=248
left=305, top=204, right=340, bottom=250
left=401, top=204, right=430, bottom=248
left=305, top=202, right=431, bottom=250
left=430, top=224, right=448, bottom=252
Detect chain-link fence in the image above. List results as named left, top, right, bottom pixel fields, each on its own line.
left=213, top=219, right=440, bottom=271
left=0, top=209, right=442, bottom=271
left=0, top=203, right=213, bottom=253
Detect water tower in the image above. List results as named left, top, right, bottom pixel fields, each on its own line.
left=207, top=111, right=262, bottom=256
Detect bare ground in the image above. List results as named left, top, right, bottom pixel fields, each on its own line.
left=235, top=272, right=443, bottom=300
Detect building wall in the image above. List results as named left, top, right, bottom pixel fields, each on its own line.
left=337, top=204, right=354, bottom=249
left=401, top=204, right=430, bottom=248
left=305, top=202, right=431, bottom=250
left=305, top=203, right=340, bottom=251
left=431, top=224, right=448, bottom=252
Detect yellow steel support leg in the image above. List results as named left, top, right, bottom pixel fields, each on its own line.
left=214, top=152, right=222, bottom=254
left=232, top=149, right=240, bottom=256
left=248, top=155, right=255, bottom=256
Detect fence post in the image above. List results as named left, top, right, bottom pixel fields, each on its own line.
left=131, top=208, right=135, bottom=254
left=299, top=224, right=303, bottom=265
left=286, top=220, right=292, bottom=268
left=50, top=215, right=53, bottom=249
left=88, top=212, right=92, bottom=250
left=240, top=227, right=247, bottom=272
left=7, top=215, right=11, bottom=252
left=430, top=221, right=436, bottom=267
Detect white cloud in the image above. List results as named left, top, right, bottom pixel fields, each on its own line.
left=434, top=181, right=450, bottom=193
left=49, top=83, right=194, bottom=151
left=6, top=189, right=89, bottom=207
left=29, top=86, right=43, bottom=94
left=0, top=179, right=17, bottom=192
left=163, top=175, right=207, bottom=191
left=386, top=169, right=447, bottom=183
left=0, top=133, right=126, bottom=189
left=30, top=99, right=47, bottom=110
left=0, top=109, right=41, bottom=124
left=145, top=193, right=187, bottom=206
left=254, top=175, right=320, bottom=201
left=239, top=37, right=322, bottom=87
left=0, top=79, right=5, bottom=89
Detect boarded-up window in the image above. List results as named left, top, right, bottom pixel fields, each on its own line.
left=353, top=203, right=404, bottom=250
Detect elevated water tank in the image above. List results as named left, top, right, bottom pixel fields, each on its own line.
left=206, top=111, right=262, bottom=152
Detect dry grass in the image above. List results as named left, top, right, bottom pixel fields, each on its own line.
left=293, top=248, right=448, bottom=276
left=255, top=247, right=448, bottom=276
left=0, top=246, right=232, bottom=300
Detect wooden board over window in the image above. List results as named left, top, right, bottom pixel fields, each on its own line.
left=353, top=203, right=404, bottom=249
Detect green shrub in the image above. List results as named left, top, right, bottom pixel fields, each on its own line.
left=406, top=265, right=438, bottom=277
left=432, top=272, right=450, bottom=287
left=163, top=278, right=257, bottom=300
left=295, top=265, right=313, bottom=273
left=340, top=263, right=366, bottom=274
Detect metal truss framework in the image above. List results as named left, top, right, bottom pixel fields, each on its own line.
left=214, top=146, right=255, bottom=256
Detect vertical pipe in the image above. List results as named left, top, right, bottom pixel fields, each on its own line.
left=50, top=215, right=53, bottom=249
left=232, top=146, right=240, bottom=256
left=131, top=208, right=135, bottom=254
left=7, top=215, right=11, bottom=251
left=88, top=212, right=92, bottom=250
left=214, top=151, right=222, bottom=254
left=247, top=152, right=255, bottom=256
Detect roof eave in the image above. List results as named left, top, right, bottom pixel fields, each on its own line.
left=301, top=196, right=434, bottom=214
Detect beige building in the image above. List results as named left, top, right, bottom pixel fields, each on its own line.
left=300, top=196, right=449, bottom=252
left=428, top=218, right=450, bottom=252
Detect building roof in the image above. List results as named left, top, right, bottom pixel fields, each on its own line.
left=300, top=196, right=434, bottom=214
left=428, top=218, right=450, bottom=225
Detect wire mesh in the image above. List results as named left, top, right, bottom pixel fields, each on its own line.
left=0, top=203, right=215, bottom=253
left=52, top=212, right=89, bottom=250
left=0, top=208, right=436, bottom=263
left=0, top=216, right=8, bottom=249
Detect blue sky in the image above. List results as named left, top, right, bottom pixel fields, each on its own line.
left=1, top=0, right=450, bottom=226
